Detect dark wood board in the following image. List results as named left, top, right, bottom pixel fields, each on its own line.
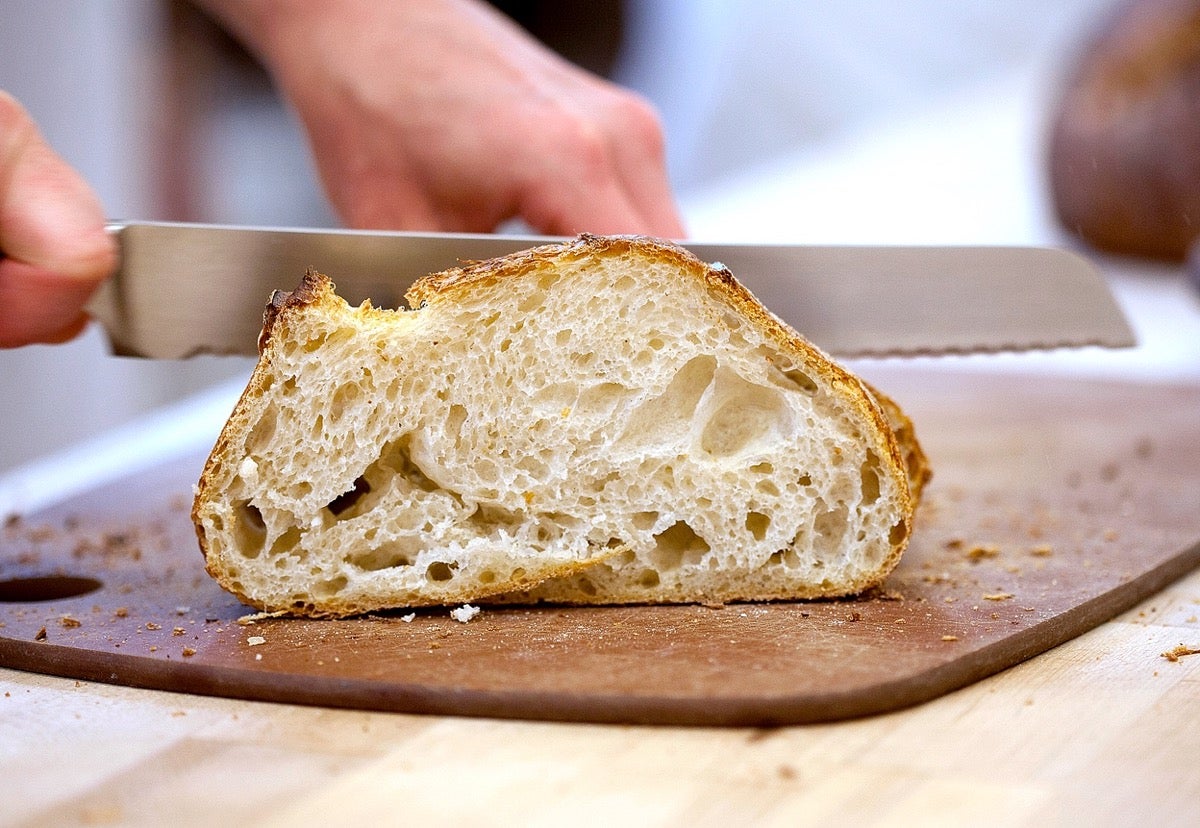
left=2, top=369, right=1198, bottom=725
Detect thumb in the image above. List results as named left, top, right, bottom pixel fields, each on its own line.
left=0, top=91, right=115, bottom=346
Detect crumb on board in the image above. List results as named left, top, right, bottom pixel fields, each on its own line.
left=172, top=627, right=185, bottom=636
left=450, top=604, right=481, bottom=623
left=114, top=607, right=128, bottom=618
left=246, top=635, right=266, bottom=646
left=984, top=592, right=1015, bottom=601
left=967, top=545, right=1001, bottom=561
left=941, top=635, right=959, bottom=642
left=1161, top=645, right=1200, bottom=663
left=237, top=610, right=289, bottom=625
left=34, top=626, right=47, bottom=641
left=1030, top=545, right=1053, bottom=557
left=400, top=613, right=417, bottom=623
left=181, top=647, right=196, bottom=657
left=145, top=622, right=161, bottom=631
left=60, top=615, right=81, bottom=628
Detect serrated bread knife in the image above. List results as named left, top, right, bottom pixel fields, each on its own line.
left=86, top=221, right=1135, bottom=359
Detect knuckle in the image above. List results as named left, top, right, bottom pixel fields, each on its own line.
left=609, top=92, right=668, bottom=156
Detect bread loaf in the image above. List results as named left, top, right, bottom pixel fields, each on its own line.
left=1048, top=0, right=1200, bottom=261
left=192, top=235, right=928, bottom=616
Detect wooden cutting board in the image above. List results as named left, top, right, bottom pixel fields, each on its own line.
left=1, top=369, right=1197, bottom=726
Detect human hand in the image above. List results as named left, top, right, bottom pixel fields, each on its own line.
left=198, top=0, right=686, bottom=237
left=0, top=91, right=116, bottom=348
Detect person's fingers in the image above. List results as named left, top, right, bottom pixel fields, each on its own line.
left=0, top=90, right=114, bottom=345
left=598, top=91, right=687, bottom=239
left=510, top=103, right=672, bottom=237
left=0, top=259, right=95, bottom=347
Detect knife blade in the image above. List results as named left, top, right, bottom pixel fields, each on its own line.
left=85, top=220, right=1135, bottom=359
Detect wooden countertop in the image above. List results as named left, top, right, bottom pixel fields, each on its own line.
left=5, top=561, right=1198, bottom=826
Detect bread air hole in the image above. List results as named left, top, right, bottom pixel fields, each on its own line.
left=782, top=369, right=818, bottom=394
left=426, top=561, right=455, bottom=582
left=618, top=354, right=716, bottom=445
left=327, top=476, right=371, bottom=516
left=860, top=454, right=882, bottom=505
left=268, top=526, right=302, bottom=557
left=699, top=369, right=791, bottom=458
left=233, top=501, right=267, bottom=559
left=313, top=575, right=348, bottom=598
left=632, top=510, right=659, bottom=531
left=651, top=520, right=711, bottom=572
left=813, top=504, right=849, bottom=558
left=745, top=511, right=771, bottom=541
left=325, top=435, right=441, bottom=521
left=330, top=378, right=366, bottom=422
left=246, top=405, right=278, bottom=453
left=348, top=539, right=419, bottom=571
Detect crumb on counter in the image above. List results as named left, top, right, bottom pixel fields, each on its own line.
left=1161, top=644, right=1200, bottom=663
left=967, top=544, right=1000, bottom=561
left=237, top=610, right=288, bottom=625
left=450, top=604, right=481, bottom=624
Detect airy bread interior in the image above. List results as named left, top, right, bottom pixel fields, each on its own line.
left=193, top=235, right=927, bottom=616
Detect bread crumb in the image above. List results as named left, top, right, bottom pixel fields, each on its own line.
left=967, top=545, right=1000, bottom=561
left=60, top=615, right=81, bottom=628
left=246, top=635, right=266, bottom=646
left=145, top=622, right=161, bottom=631
left=182, top=647, right=196, bottom=657
left=34, top=626, right=47, bottom=641
left=941, top=635, right=958, bottom=642
left=1030, top=545, right=1053, bottom=557
left=450, top=604, right=481, bottom=623
left=983, top=592, right=1014, bottom=601
left=237, top=610, right=288, bottom=625
left=114, top=607, right=128, bottom=618
left=1161, top=644, right=1200, bottom=662
left=400, top=612, right=416, bottom=623
left=172, top=627, right=185, bottom=636
left=942, top=538, right=964, bottom=550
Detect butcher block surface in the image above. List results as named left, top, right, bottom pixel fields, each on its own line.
left=1, top=369, right=1198, bottom=726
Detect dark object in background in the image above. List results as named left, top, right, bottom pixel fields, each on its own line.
left=1048, top=0, right=1200, bottom=262
left=490, top=0, right=624, bottom=78
left=1188, top=240, right=1200, bottom=295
